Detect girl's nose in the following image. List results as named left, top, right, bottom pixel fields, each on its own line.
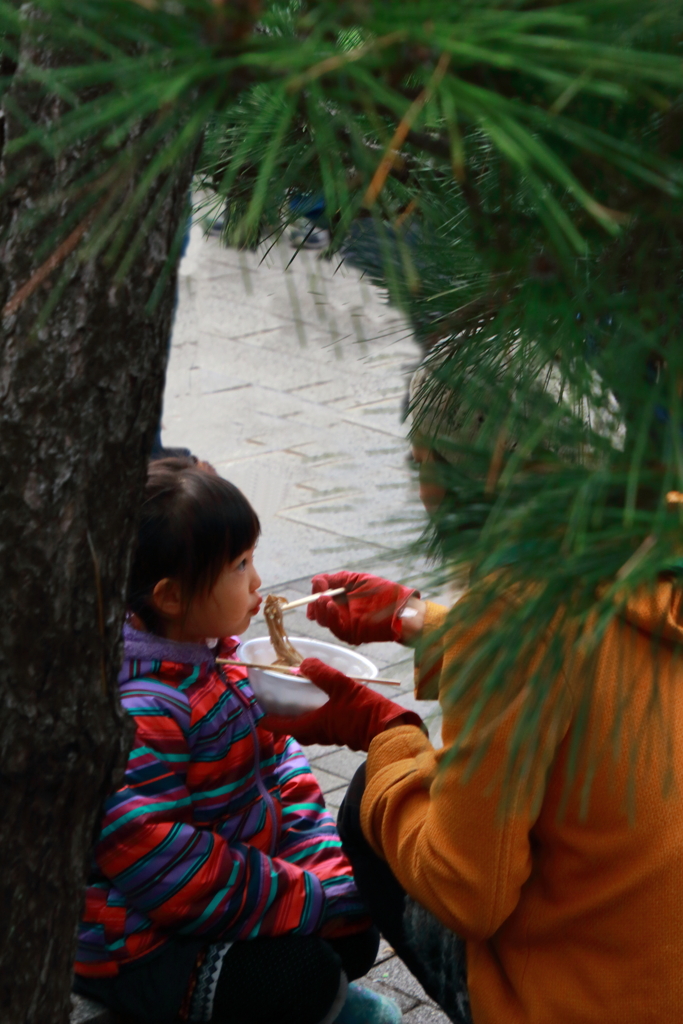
left=251, top=569, right=262, bottom=591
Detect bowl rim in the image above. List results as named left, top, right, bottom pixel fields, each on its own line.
left=238, top=636, right=378, bottom=681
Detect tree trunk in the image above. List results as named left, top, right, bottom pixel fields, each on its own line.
left=0, top=41, right=196, bottom=1024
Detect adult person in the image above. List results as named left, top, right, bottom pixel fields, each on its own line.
left=263, top=373, right=683, bottom=1024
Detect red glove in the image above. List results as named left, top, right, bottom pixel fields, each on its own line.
left=261, top=658, right=423, bottom=752
left=307, top=571, right=419, bottom=645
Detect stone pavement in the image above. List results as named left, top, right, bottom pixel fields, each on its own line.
left=72, top=223, right=452, bottom=1024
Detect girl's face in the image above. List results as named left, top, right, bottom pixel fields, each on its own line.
left=155, top=545, right=262, bottom=643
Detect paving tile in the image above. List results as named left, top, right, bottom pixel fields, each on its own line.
left=368, top=955, right=438, bottom=1005
left=225, top=514, right=388, bottom=592
left=199, top=294, right=296, bottom=339
left=212, top=450, right=304, bottom=520
left=188, top=367, right=253, bottom=396
left=278, top=494, right=422, bottom=551
left=375, top=938, right=397, bottom=965
left=308, top=747, right=366, bottom=782
left=196, top=258, right=370, bottom=331
left=402, top=1004, right=453, bottom=1024
left=341, top=396, right=415, bottom=439
left=181, top=247, right=405, bottom=353
left=195, top=333, right=339, bottom=391
left=321, top=787, right=346, bottom=816
left=306, top=765, right=349, bottom=797
left=264, top=574, right=313, bottom=596
left=367, top=655, right=415, bottom=691
left=354, top=976, right=420, bottom=1013
left=69, top=995, right=116, bottom=1024
left=285, top=375, right=406, bottom=409
left=300, top=741, right=338, bottom=761
left=198, top=280, right=324, bottom=333
left=288, top=448, right=414, bottom=498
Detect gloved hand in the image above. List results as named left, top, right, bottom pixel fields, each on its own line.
left=306, top=571, right=419, bottom=645
left=261, top=658, right=423, bottom=752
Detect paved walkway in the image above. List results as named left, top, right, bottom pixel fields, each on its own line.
left=72, top=224, right=452, bottom=1024
left=165, top=221, right=449, bottom=725
left=165, top=223, right=428, bottom=588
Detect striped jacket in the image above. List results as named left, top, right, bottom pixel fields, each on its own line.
left=75, top=625, right=367, bottom=976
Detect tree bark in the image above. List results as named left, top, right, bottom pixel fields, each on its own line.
left=0, top=38, right=196, bottom=1024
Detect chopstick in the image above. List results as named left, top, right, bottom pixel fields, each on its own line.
left=216, top=658, right=400, bottom=687
left=279, top=588, right=346, bottom=612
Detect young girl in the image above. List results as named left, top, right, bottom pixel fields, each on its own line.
left=72, top=457, right=401, bottom=1024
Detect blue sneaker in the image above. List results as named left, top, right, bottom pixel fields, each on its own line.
left=334, top=982, right=402, bottom=1024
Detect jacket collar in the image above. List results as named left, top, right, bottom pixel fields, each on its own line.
left=122, top=621, right=239, bottom=667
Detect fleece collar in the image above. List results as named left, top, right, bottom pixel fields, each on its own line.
left=121, top=622, right=239, bottom=667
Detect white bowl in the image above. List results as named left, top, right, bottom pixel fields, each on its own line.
left=239, top=636, right=378, bottom=717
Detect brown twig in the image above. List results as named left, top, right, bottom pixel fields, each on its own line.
left=615, top=535, right=657, bottom=581
left=3, top=193, right=109, bottom=318
left=395, top=199, right=418, bottom=228
left=363, top=54, right=451, bottom=209
left=486, top=427, right=508, bottom=495
left=287, top=32, right=407, bottom=92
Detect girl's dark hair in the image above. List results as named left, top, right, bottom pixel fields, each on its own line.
left=128, top=457, right=260, bottom=633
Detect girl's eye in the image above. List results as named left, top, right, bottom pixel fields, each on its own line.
left=237, top=558, right=248, bottom=571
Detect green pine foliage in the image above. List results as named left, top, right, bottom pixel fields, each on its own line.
left=3, top=0, right=683, bottom=781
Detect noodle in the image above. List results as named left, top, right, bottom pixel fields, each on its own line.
left=264, top=594, right=303, bottom=667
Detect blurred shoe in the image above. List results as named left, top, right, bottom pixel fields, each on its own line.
left=287, top=218, right=330, bottom=250
left=334, top=982, right=402, bottom=1024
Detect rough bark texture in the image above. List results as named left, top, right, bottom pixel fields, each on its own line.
left=0, top=42, right=196, bottom=1024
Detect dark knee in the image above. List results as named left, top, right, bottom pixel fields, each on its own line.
left=212, top=935, right=342, bottom=1024
left=337, top=762, right=367, bottom=850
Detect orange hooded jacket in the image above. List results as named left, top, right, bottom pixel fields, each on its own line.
left=361, top=579, right=683, bottom=1023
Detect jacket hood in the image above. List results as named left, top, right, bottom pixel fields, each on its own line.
left=119, top=622, right=240, bottom=682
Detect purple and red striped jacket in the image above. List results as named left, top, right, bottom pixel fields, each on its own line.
left=75, top=625, right=367, bottom=977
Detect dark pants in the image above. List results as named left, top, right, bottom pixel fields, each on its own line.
left=337, top=764, right=471, bottom=1024
left=74, top=927, right=379, bottom=1024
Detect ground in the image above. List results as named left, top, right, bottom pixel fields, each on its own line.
left=72, top=222, right=453, bottom=1024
